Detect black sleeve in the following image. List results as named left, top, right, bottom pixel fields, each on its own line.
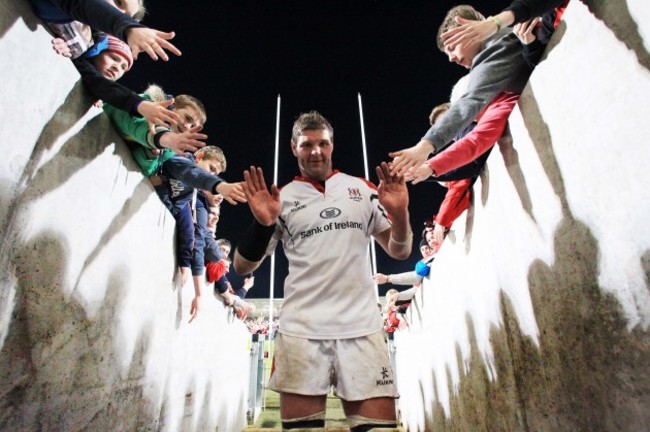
left=232, top=286, right=248, bottom=299
left=520, top=7, right=561, bottom=67
left=214, top=275, right=230, bottom=295
left=236, top=220, right=276, bottom=264
left=72, top=57, right=144, bottom=116
left=521, top=40, right=544, bottom=67
left=162, top=156, right=223, bottom=193
left=504, top=0, right=567, bottom=24
left=50, top=0, right=143, bottom=41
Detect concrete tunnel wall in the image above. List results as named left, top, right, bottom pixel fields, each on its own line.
left=1, top=0, right=650, bottom=431
left=393, top=1, right=650, bottom=431
left=0, top=1, right=250, bottom=431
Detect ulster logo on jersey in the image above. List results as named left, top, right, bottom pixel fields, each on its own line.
left=348, top=187, right=363, bottom=202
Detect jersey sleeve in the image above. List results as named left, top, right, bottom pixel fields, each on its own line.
left=434, top=179, right=472, bottom=228
left=103, top=101, right=153, bottom=148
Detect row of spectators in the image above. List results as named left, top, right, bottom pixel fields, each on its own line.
left=28, top=0, right=254, bottom=322
left=244, top=317, right=279, bottom=336
left=378, top=0, right=569, bottom=331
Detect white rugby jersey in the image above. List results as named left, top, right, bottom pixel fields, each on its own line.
left=266, top=171, right=392, bottom=339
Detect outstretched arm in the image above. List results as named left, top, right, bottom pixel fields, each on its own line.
left=189, top=275, right=202, bottom=323
left=373, top=162, right=412, bottom=260
left=157, top=125, right=207, bottom=155
left=50, top=0, right=181, bottom=61
left=515, top=18, right=546, bottom=67
left=233, top=167, right=281, bottom=275
left=137, top=100, right=183, bottom=134
left=51, top=0, right=143, bottom=41
left=503, top=0, right=567, bottom=25
left=373, top=273, right=389, bottom=285
left=124, top=27, right=181, bottom=61
left=440, top=0, right=565, bottom=50
left=233, top=253, right=263, bottom=276
left=163, top=156, right=244, bottom=203
left=213, top=182, right=247, bottom=205
left=73, top=57, right=143, bottom=114
left=441, top=14, right=515, bottom=53
left=426, top=92, right=520, bottom=178
left=388, top=140, right=436, bottom=178
left=433, top=179, right=472, bottom=246
left=242, top=166, right=281, bottom=226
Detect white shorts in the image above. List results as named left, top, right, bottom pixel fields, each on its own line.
left=268, top=331, right=399, bottom=401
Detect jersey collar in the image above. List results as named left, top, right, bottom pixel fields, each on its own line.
left=293, top=170, right=340, bottom=193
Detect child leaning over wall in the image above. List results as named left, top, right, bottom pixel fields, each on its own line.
left=158, top=146, right=246, bottom=323
left=29, top=0, right=184, bottom=129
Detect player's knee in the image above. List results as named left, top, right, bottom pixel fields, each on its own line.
left=348, top=414, right=398, bottom=431
left=281, top=410, right=325, bottom=431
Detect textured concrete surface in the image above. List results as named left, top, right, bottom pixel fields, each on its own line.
left=394, top=1, right=650, bottom=431
left=0, top=1, right=250, bottom=430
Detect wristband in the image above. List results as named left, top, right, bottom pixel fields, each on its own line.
left=132, top=99, right=144, bottom=117
left=488, top=16, right=503, bottom=31
left=237, top=220, right=276, bottom=263
left=153, top=130, right=168, bottom=149
left=211, top=179, right=224, bottom=195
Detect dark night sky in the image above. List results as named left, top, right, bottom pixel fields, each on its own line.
left=121, top=0, right=504, bottom=298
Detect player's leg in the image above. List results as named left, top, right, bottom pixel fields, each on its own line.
left=342, top=397, right=398, bottom=432
left=280, top=392, right=327, bottom=430
left=334, top=331, right=399, bottom=431
left=268, top=334, right=332, bottom=431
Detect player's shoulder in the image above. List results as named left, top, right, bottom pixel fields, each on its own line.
left=335, top=172, right=378, bottom=191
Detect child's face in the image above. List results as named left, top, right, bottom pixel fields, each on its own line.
left=105, top=0, right=140, bottom=18
left=211, top=194, right=224, bottom=206
left=195, top=155, right=223, bottom=176
left=444, top=39, right=481, bottom=69
left=173, top=107, right=202, bottom=133
left=207, top=207, right=220, bottom=231
left=219, top=244, right=231, bottom=259
left=425, top=229, right=437, bottom=249
left=93, top=51, right=128, bottom=81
